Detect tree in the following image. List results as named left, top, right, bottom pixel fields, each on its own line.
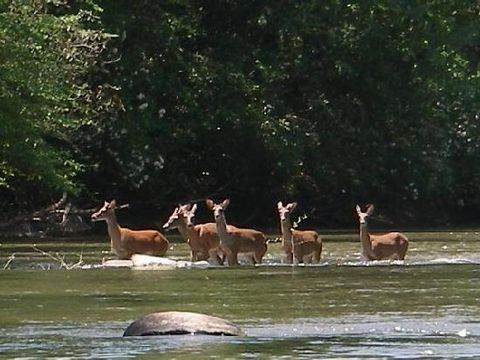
left=90, top=1, right=480, bottom=226
left=0, top=0, right=116, bottom=214
left=2, top=1, right=480, bottom=227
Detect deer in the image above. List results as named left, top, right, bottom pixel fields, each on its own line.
left=163, top=204, right=226, bottom=264
left=91, top=200, right=169, bottom=260
left=355, top=204, right=409, bottom=260
left=277, top=201, right=322, bottom=264
left=206, top=199, right=267, bottom=266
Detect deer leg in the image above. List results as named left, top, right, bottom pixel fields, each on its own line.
left=227, top=254, right=239, bottom=266
left=254, top=252, right=263, bottom=265
left=230, top=249, right=240, bottom=266
left=222, top=247, right=238, bottom=266
left=209, top=249, right=223, bottom=265
left=295, top=254, right=304, bottom=264
left=195, top=246, right=210, bottom=261
left=390, top=253, right=400, bottom=260
left=292, top=243, right=303, bottom=264
left=304, top=254, right=312, bottom=264
left=218, top=250, right=226, bottom=265
left=197, top=251, right=209, bottom=261
left=190, top=250, right=197, bottom=262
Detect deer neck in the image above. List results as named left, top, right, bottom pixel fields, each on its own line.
left=185, top=223, right=200, bottom=242
left=215, top=214, right=232, bottom=244
left=104, top=214, right=122, bottom=251
left=175, top=221, right=190, bottom=242
left=280, top=219, right=293, bottom=246
left=359, top=222, right=374, bottom=258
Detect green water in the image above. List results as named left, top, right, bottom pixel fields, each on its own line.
left=1, top=232, right=480, bottom=358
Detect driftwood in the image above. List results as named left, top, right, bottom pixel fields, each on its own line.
left=0, top=193, right=129, bottom=237
left=31, top=245, right=84, bottom=270
left=3, top=254, right=15, bottom=270
left=2, top=245, right=85, bottom=270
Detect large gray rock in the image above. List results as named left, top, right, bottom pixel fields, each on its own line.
left=123, top=311, right=245, bottom=337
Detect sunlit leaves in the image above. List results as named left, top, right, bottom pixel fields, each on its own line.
left=0, top=0, right=111, bottom=207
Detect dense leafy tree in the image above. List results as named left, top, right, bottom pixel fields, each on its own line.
left=90, top=1, right=480, bottom=226
left=2, top=0, right=480, bottom=228
left=0, top=0, right=115, bottom=213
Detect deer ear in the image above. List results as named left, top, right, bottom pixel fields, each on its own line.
left=355, top=205, right=361, bottom=213
left=110, top=200, right=117, bottom=208
left=191, top=203, right=198, bottom=213
left=205, top=199, right=214, bottom=210
left=222, top=199, right=230, bottom=208
left=277, top=201, right=283, bottom=209
left=289, top=202, right=298, bottom=211
left=366, top=204, right=375, bottom=215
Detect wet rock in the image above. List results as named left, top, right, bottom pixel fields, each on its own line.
left=100, top=254, right=212, bottom=269
left=123, top=311, right=245, bottom=336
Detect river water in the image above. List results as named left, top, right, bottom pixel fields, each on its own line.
left=1, top=231, right=479, bottom=358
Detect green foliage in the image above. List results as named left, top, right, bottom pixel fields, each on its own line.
left=0, top=0, right=113, bottom=209
left=89, top=1, right=480, bottom=225
left=2, top=0, right=480, bottom=226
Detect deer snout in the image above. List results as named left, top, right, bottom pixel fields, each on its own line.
left=91, top=213, right=99, bottom=222
left=358, top=215, right=367, bottom=224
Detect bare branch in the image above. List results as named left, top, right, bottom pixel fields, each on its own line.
left=51, top=192, right=68, bottom=210
left=60, top=202, right=72, bottom=226
left=31, top=245, right=84, bottom=270
left=3, top=254, right=15, bottom=270
left=32, top=245, right=69, bottom=269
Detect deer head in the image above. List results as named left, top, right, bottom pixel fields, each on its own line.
left=277, top=201, right=298, bottom=222
left=163, top=206, right=182, bottom=230
left=91, top=200, right=117, bottom=222
left=206, top=199, right=230, bottom=221
left=179, top=203, right=197, bottom=227
left=355, top=204, right=375, bottom=224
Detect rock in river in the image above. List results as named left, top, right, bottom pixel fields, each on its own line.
left=123, top=311, right=245, bottom=336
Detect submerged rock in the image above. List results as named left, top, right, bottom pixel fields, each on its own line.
left=123, top=311, right=245, bottom=336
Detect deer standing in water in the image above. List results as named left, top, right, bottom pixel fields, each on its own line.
left=163, top=204, right=227, bottom=264
left=277, top=201, right=322, bottom=264
left=91, top=200, right=169, bottom=259
left=355, top=204, right=408, bottom=260
left=206, top=199, right=267, bottom=266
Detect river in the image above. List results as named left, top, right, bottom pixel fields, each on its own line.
left=1, top=231, right=479, bottom=358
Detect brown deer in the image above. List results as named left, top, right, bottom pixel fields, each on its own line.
left=355, top=204, right=408, bottom=260
left=277, top=201, right=322, bottom=264
left=91, top=200, right=169, bottom=260
left=206, top=199, right=267, bottom=266
left=163, top=204, right=226, bottom=264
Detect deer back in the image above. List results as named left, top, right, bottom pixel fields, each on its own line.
left=228, top=227, right=266, bottom=251
left=369, top=232, right=409, bottom=260
left=292, top=229, right=319, bottom=243
left=120, top=228, right=169, bottom=257
left=191, top=223, right=219, bottom=249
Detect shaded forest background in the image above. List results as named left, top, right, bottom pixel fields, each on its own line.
left=1, top=0, right=480, bottom=231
